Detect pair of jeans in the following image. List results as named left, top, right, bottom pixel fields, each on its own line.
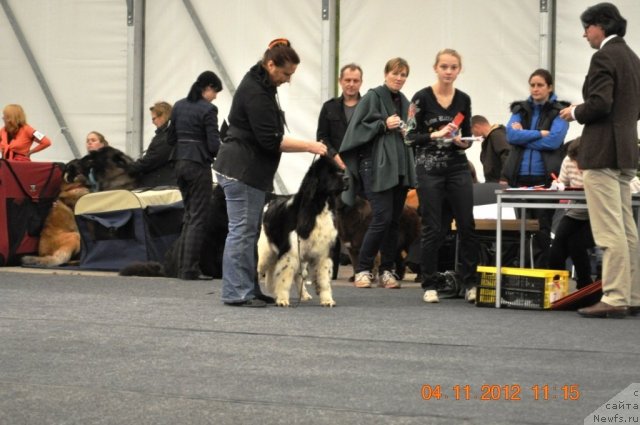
left=417, top=166, right=479, bottom=290
left=216, top=173, right=266, bottom=303
left=174, top=160, right=212, bottom=279
left=356, top=157, right=407, bottom=274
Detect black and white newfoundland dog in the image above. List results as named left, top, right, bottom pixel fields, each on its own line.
left=257, top=156, right=347, bottom=307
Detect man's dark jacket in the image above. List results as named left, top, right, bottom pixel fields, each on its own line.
left=575, top=36, right=640, bottom=170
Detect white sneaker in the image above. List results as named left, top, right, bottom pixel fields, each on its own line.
left=354, top=271, right=373, bottom=288
left=423, top=290, right=439, bottom=303
left=379, top=270, right=401, bottom=289
left=465, top=287, right=477, bottom=304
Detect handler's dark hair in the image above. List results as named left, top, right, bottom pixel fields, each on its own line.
left=580, top=2, right=627, bottom=37
left=262, top=38, right=300, bottom=68
left=187, top=70, right=223, bottom=102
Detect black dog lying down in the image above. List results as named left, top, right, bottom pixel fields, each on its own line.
left=119, top=184, right=228, bottom=278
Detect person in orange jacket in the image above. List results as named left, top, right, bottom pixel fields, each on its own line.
left=1, top=104, right=52, bottom=161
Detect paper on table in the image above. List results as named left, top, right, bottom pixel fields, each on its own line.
left=473, top=204, right=516, bottom=219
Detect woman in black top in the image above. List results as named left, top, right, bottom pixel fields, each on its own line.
left=130, top=101, right=176, bottom=188
left=213, top=38, right=326, bottom=307
left=167, top=70, right=222, bottom=280
left=406, top=49, right=479, bottom=304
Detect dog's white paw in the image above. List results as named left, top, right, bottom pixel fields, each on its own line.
left=275, top=297, right=290, bottom=307
left=319, top=295, right=336, bottom=307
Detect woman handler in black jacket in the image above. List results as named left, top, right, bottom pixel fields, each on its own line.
left=214, top=38, right=326, bottom=307
left=168, top=71, right=222, bottom=280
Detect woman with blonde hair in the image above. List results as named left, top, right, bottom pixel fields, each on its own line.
left=406, top=48, right=479, bottom=304
left=1, top=104, right=51, bottom=161
left=130, top=101, right=175, bottom=187
left=85, top=131, right=109, bottom=152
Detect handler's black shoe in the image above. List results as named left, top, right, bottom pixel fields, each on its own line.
left=254, top=292, right=276, bottom=304
left=224, top=299, right=267, bottom=308
left=253, top=280, right=275, bottom=304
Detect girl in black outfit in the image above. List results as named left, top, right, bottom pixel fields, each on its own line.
left=406, top=48, right=479, bottom=304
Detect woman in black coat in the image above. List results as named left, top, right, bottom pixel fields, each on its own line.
left=167, top=71, right=222, bottom=280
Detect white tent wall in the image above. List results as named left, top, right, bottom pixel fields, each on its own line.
left=1, top=0, right=639, bottom=188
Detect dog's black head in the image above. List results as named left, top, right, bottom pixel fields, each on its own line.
left=63, top=159, right=88, bottom=184
left=302, top=156, right=348, bottom=197
left=65, top=147, right=138, bottom=191
left=87, top=146, right=135, bottom=177
left=327, top=156, right=349, bottom=194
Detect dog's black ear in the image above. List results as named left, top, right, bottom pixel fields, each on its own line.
left=63, top=159, right=81, bottom=182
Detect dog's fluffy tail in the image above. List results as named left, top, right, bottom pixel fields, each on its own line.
left=21, top=250, right=74, bottom=267
left=119, top=261, right=166, bottom=277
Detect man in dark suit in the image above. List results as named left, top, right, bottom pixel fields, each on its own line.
left=560, top=2, right=640, bottom=318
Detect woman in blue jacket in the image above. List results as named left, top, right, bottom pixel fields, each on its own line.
left=503, top=68, right=569, bottom=268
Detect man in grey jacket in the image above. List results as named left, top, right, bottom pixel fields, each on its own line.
left=560, top=2, right=640, bottom=318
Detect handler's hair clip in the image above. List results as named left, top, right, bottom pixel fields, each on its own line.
left=268, top=38, right=291, bottom=49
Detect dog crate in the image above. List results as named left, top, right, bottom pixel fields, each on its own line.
left=475, top=266, right=569, bottom=310
left=74, top=189, right=183, bottom=270
left=0, top=160, right=63, bottom=266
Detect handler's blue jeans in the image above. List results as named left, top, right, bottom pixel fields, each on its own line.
left=216, top=173, right=266, bottom=303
